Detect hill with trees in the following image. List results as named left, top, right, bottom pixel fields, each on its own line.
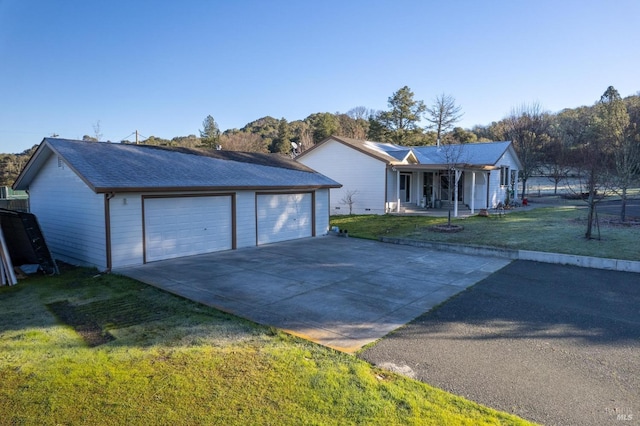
left=2, top=86, right=639, bottom=225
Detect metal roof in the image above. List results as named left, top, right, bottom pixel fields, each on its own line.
left=14, top=138, right=341, bottom=193
left=297, top=136, right=517, bottom=168
left=412, top=141, right=515, bottom=167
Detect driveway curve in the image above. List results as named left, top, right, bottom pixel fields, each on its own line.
left=359, top=260, right=640, bottom=426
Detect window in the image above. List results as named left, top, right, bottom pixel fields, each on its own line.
left=500, top=166, right=509, bottom=186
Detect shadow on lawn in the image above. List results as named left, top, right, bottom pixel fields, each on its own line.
left=0, top=267, right=256, bottom=349
left=390, top=260, right=640, bottom=346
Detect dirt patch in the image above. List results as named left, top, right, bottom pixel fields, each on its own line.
left=47, top=300, right=115, bottom=347
left=76, top=294, right=175, bottom=329
left=428, top=224, right=464, bottom=233
left=47, top=292, right=176, bottom=347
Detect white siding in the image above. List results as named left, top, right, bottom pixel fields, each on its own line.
left=490, top=149, right=521, bottom=207
left=461, top=171, right=489, bottom=209
left=235, top=190, right=257, bottom=248
left=109, top=194, right=144, bottom=268
left=256, top=193, right=312, bottom=244
left=28, top=156, right=332, bottom=268
left=298, top=140, right=387, bottom=214
left=314, top=188, right=330, bottom=235
left=110, top=189, right=329, bottom=265
left=29, top=154, right=107, bottom=269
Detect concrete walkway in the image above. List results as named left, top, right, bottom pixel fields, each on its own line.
left=115, top=237, right=510, bottom=352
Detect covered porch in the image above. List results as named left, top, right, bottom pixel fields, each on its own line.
left=385, top=165, right=518, bottom=217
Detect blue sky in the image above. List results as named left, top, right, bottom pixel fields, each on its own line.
left=1, top=0, right=639, bottom=153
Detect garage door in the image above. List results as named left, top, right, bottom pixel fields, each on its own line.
left=144, top=195, right=233, bottom=262
left=257, top=193, right=312, bottom=245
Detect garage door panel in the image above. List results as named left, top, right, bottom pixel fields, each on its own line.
left=257, top=193, right=312, bottom=245
left=144, top=196, right=232, bottom=262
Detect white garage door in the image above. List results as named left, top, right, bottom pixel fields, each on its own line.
left=257, top=193, right=312, bottom=245
left=144, top=195, right=233, bottom=262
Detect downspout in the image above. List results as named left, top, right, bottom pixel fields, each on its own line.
left=396, top=168, right=400, bottom=213
left=486, top=172, right=491, bottom=209
left=104, top=192, right=115, bottom=272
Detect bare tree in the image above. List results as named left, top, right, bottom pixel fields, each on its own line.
left=336, top=113, right=368, bottom=140
left=346, top=106, right=374, bottom=121
left=505, top=102, right=550, bottom=199
left=545, top=111, right=578, bottom=194
left=340, top=190, right=358, bottom=215
left=425, top=93, right=463, bottom=146
left=567, top=90, right=623, bottom=239
left=296, top=121, right=314, bottom=152
left=610, top=91, right=639, bottom=222
left=93, top=120, right=103, bottom=141
left=437, top=142, right=470, bottom=226
left=219, top=132, right=268, bottom=152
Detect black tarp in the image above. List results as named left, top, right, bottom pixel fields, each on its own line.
left=0, top=208, right=58, bottom=275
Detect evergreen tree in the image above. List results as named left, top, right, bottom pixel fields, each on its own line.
left=270, top=118, right=292, bottom=154
left=199, top=115, right=221, bottom=149
left=377, top=86, right=426, bottom=145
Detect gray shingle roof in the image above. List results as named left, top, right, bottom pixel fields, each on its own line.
left=412, top=141, right=513, bottom=166
left=14, top=138, right=341, bottom=193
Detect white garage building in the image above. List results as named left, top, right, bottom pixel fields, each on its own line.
left=13, top=138, right=340, bottom=271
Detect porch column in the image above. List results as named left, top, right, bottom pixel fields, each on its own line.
left=471, top=171, right=476, bottom=214
left=454, top=169, right=461, bottom=217
left=432, top=171, right=437, bottom=208
left=396, top=169, right=401, bottom=213
left=514, top=170, right=519, bottom=200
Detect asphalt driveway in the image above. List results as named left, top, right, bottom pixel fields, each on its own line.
left=115, top=237, right=510, bottom=352
left=595, top=198, right=640, bottom=218
left=359, top=260, right=640, bottom=426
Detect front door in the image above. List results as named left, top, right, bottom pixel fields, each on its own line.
left=440, top=173, right=464, bottom=202
left=423, top=172, right=434, bottom=205
left=400, top=174, right=411, bottom=203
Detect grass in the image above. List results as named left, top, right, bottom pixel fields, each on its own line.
left=0, top=267, right=533, bottom=425
left=331, top=206, right=640, bottom=261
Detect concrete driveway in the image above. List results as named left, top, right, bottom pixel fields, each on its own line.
left=115, top=237, right=510, bottom=352
left=360, top=260, right=640, bottom=426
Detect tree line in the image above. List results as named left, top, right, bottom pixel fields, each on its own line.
left=180, top=85, right=640, bottom=237
left=0, top=146, right=38, bottom=187
left=2, top=85, right=639, bottom=235
left=127, top=86, right=469, bottom=154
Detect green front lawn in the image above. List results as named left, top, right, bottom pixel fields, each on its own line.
left=331, top=206, right=640, bottom=261
left=0, top=268, right=532, bottom=425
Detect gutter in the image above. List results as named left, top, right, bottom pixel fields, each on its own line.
left=104, top=192, right=115, bottom=272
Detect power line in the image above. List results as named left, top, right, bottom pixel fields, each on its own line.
left=119, top=132, right=136, bottom=142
